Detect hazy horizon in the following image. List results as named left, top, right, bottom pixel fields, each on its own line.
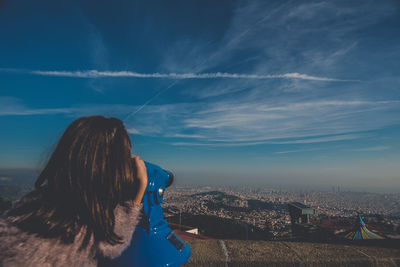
left=1, top=167, right=398, bottom=194
left=1, top=0, right=399, bottom=192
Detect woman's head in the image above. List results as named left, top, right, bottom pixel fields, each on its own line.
left=37, top=115, right=135, bottom=204
left=10, top=116, right=137, bottom=245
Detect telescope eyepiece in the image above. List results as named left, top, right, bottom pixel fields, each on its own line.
left=165, top=170, right=174, bottom=188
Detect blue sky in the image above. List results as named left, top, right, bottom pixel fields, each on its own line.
left=1, top=0, right=400, bottom=192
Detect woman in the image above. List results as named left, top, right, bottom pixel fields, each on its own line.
left=0, top=116, right=147, bottom=266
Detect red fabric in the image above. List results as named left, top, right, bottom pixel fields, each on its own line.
left=173, top=229, right=214, bottom=240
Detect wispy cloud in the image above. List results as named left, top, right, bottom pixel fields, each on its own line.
left=170, top=134, right=363, bottom=147
left=171, top=133, right=206, bottom=139
left=126, top=128, right=140, bottom=134
left=0, top=108, right=74, bottom=116
left=0, top=97, right=75, bottom=116
left=0, top=69, right=355, bottom=82
left=2, top=97, right=399, bottom=148
left=270, top=134, right=363, bottom=145
left=349, top=146, right=391, bottom=152
left=275, top=148, right=323, bottom=154
left=170, top=141, right=266, bottom=147
left=0, top=97, right=137, bottom=117
left=153, top=97, right=399, bottom=146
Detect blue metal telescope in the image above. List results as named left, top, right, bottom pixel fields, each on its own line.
left=109, top=161, right=190, bottom=267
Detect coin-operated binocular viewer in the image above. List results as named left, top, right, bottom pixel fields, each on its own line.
left=109, top=161, right=191, bottom=267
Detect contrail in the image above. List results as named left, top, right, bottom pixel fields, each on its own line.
left=29, top=70, right=353, bottom=81
left=123, top=80, right=178, bottom=122
left=0, top=68, right=359, bottom=121
left=0, top=69, right=356, bottom=82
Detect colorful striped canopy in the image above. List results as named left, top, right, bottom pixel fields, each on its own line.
left=343, top=215, right=384, bottom=240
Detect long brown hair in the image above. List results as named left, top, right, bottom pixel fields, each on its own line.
left=8, top=116, right=137, bottom=247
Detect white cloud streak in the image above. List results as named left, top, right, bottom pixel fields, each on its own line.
left=170, top=134, right=363, bottom=147
left=0, top=108, right=74, bottom=116
left=0, top=97, right=75, bottom=116
left=350, top=146, right=391, bottom=152
left=2, top=97, right=399, bottom=148
left=126, top=128, right=140, bottom=134
left=171, top=134, right=207, bottom=139
left=270, top=134, right=363, bottom=144
left=28, top=70, right=352, bottom=81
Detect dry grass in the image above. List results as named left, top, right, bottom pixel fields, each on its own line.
left=184, top=240, right=227, bottom=267
left=183, top=240, right=400, bottom=267
left=225, top=240, right=299, bottom=266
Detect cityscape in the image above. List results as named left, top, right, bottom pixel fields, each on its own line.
left=163, top=185, right=400, bottom=239
left=1, top=180, right=399, bottom=240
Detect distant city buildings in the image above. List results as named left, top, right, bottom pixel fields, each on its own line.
left=163, top=186, right=400, bottom=239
